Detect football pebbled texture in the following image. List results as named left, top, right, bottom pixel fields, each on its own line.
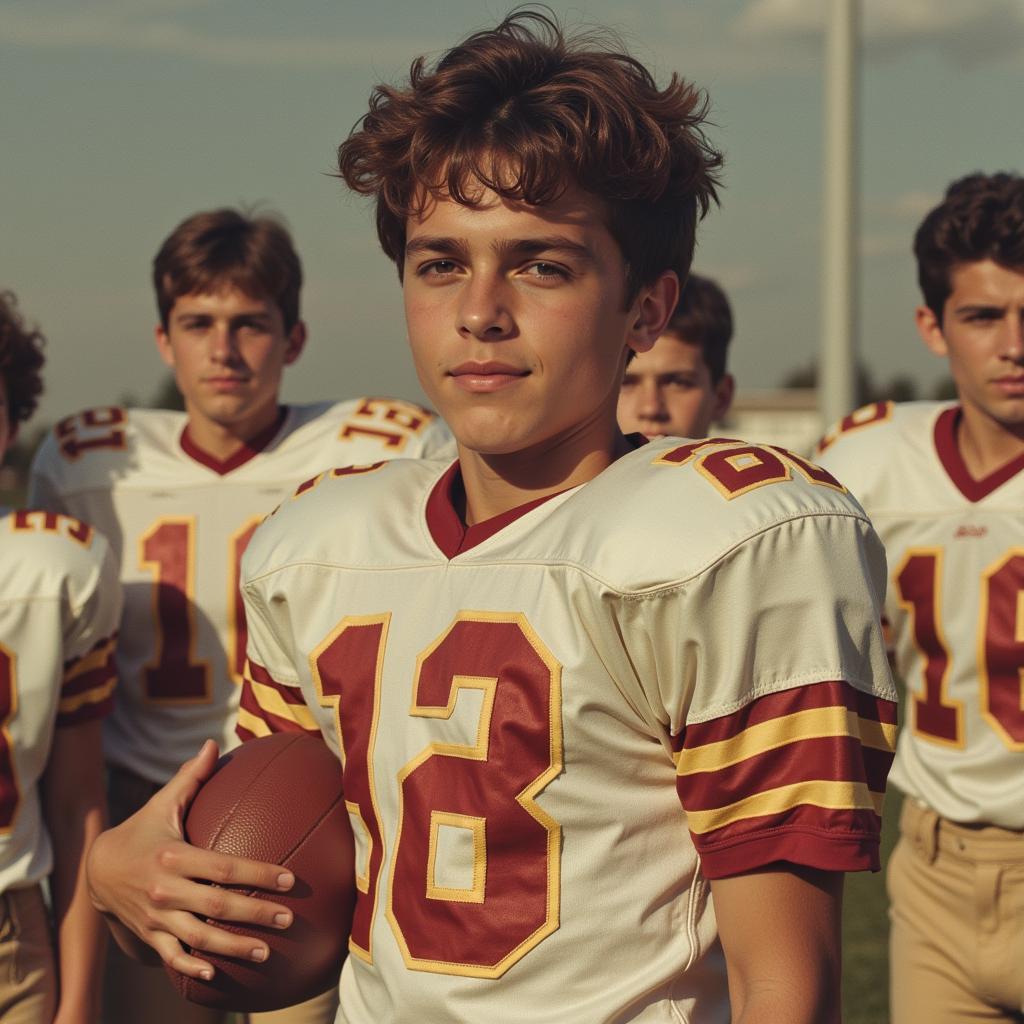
left=166, top=732, right=355, bottom=1012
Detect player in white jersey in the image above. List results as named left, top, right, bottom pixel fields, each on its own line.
left=817, top=173, right=1024, bottom=1023
left=30, top=398, right=451, bottom=784
left=617, top=273, right=735, bottom=440
left=29, top=210, right=449, bottom=1024
left=0, top=291, right=120, bottom=1023
left=86, top=15, right=896, bottom=1022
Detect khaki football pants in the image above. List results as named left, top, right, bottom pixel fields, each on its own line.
left=102, top=764, right=338, bottom=1024
left=0, top=884, right=57, bottom=1023
left=889, top=799, right=1024, bottom=1023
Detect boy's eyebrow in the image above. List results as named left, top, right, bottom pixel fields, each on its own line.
left=404, top=235, right=595, bottom=261
left=953, top=303, right=1005, bottom=316
left=494, top=236, right=596, bottom=261
left=405, top=236, right=468, bottom=258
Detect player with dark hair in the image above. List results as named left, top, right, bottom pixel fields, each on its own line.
left=29, top=209, right=451, bottom=1024
left=817, top=171, right=1024, bottom=1023
left=618, top=272, right=735, bottom=439
left=0, top=291, right=121, bottom=1023
left=87, top=13, right=895, bottom=1022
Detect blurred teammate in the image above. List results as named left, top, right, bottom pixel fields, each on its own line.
left=29, top=209, right=451, bottom=1024
left=618, top=272, right=734, bottom=439
left=0, top=291, right=120, bottom=1023
left=817, top=172, right=1024, bottom=1024
left=87, top=13, right=896, bottom=1022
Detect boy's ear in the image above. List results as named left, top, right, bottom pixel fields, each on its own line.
left=284, top=321, right=307, bottom=365
left=712, top=373, right=735, bottom=421
left=915, top=304, right=948, bottom=358
left=154, top=324, right=176, bottom=369
left=627, top=271, right=679, bottom=356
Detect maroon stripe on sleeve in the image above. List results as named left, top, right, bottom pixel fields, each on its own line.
left=236, top=660, right=317, bottom=742
left=674, top=680, right=896, bottom=878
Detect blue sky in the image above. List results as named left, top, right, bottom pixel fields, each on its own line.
left=3, top=0, right=1024, bottom=424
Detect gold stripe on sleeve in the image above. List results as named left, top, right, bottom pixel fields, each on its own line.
left=249, top=680, right=318, bottom=731
left=58, top=678, right=116, bottom=714
left=63, top=639, right=116, bottom=684
left=677, top=705, right=896, bottom=777
left=235, top=706, right=273, bottom=739
left=686, top=779, right=883, bottom=835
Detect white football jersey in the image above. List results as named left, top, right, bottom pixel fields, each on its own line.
left=818, top=400, right=1024, bottom=828
left=0, top=507, right=119, bottom=894
left=239, top=437, right=896, bottom=1024
left=29, top=398, right=452, bottom=783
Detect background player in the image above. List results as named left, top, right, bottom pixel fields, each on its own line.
left=29, top=209, right=451, bottom=1024
left=817, top=172, right=1024, bottom=1023
left=617, top=272, right=735, bottom=439
left=86, top=12, right=896, bottom=1022
left=0, top=291, right=120, bottom=1023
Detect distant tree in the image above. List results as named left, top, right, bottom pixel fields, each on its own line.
left=931, top=377, right=958, bottom=401
left=780, top=361, right=917, bottom=405
left=880, top=376, right=917, bottom=403
left=780, top=361, right=877, bottom=405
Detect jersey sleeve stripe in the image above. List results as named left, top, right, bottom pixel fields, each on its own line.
left=57, top=635, right=117, bottom=726
left=62, top=636, right=116, bottom=689
left=236, top=706, right=274, bottom=741
left=246, top=678, right=317, bottom=730
left=237, top=659, right=318, bottom=743
left=675, top=704, right=896, bottom=775
left=686, top=779, right=880, bottom=834
left=57, top=677, right=117, bottom=725
left=673, top=679, right=896, bottom=877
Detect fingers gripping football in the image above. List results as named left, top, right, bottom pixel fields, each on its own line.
left=86, top=741, right=295, bottom=979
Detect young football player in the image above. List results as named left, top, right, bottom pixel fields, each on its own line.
left=617, top=272, right=735, bottom=439
left=86, top=13, right=897, bottom=1022
left=0, top=291, right=120, bottom=1023
left=29, top=209, right=451, bottom=1024
left=816, top=172, right=1024, bottom=1024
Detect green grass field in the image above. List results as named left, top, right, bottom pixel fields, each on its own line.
left=842, top=788, right=902, bottom=1024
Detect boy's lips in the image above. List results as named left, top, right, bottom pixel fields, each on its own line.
left=449, top=361, right=530, bottom=393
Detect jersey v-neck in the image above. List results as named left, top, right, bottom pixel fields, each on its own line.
left=179, top=406, right=289, bottom=476
left=933, top=405, right=1024, bottom=502
left=425, top=434, right=649, bottom=558
left=425, top=461, right=571, bottom=558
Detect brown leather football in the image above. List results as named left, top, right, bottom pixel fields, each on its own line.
left=166, top=732, right=355, bottom=1012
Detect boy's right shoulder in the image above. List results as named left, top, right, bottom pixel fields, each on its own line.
left=243, top=457, right=445, bottom=580
left=30, top=406, right=185, bottom=488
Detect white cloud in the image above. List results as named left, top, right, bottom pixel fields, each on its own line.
left=735, top=0, right=1024, bottom=67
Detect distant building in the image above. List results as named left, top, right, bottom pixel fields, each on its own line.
left=716, top=388, right=823, bottom=456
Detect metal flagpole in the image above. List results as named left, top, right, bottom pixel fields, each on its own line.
left=820, top=0, right=860, bottom=427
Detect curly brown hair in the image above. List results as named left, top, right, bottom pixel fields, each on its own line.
left=337, top=8, right=722, bottom=304
left=914, top=172, right=1024, bottom=321
left=0, top=291, right=45, bottom=430
left=152, top=208, right=303, bottom=330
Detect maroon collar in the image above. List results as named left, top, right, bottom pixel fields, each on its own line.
left=426, top=462, right=569, bottom=558
left=180, top=406, right=288, bottom=476
left=934, top=406, right=1024, bottom=502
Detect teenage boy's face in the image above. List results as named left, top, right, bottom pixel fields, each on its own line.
left=917, top=259, right=1024, bottom=433
left=403, top=183, right=674, bottom=458
left=155, top=288, right=305, bottom=439
left=618, top=332, right=733, bottom=440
